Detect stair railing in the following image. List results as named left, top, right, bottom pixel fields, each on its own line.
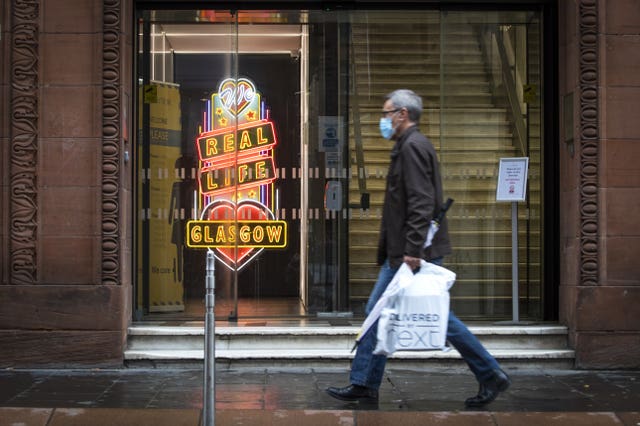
left=349, top=24, right=370, bottom=210
left=477, top=24, right=528, bottom=157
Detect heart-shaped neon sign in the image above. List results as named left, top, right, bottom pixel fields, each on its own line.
left=201, top=198, right=273, bottom=270
left=218, top=78, right=256, bottom=116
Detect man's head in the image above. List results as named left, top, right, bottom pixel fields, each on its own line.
left=380, top=89, right=422, bottom=140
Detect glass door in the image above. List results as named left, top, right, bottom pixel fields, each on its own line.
left=135, top=9, right=306, bottom=320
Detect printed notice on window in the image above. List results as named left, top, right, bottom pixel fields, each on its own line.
left=496, top=157, right=529, bottom=202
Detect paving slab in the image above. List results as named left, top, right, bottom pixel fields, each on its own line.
left=3, top=409, right=637, bottom=426
left=0, top=407, right=53, bottom=426
left=47, top=408, right=201, bottom=426
left=356, top=411, right=496, bottom=426
left=492, top=412, right=631, bottom=426
left=616, top=412, right=640, bottom=426
left=0, top=367, right=638, bottom=425
left=217, top=409, right=355, bottom=426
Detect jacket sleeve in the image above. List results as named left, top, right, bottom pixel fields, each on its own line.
left=401, top=139, right=434, bottom=258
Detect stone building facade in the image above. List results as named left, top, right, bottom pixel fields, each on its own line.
left=0, top=0, right=638, bottom=368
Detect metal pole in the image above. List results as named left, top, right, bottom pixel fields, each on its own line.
left=511, top=202, right=519, bottom=322
left=203, top=250, right=215, bottom=426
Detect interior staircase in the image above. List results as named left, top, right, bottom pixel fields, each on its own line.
left=347, top=15, right=542, bottom=320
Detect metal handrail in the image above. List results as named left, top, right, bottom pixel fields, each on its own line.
left=494, top=28, right=527, bottom=156
left=477, top=25, right=527, bottom=157
left=350, top=24, right=369, bottom=210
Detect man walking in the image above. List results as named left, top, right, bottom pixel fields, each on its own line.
left=325, top=89, right=511, bottom=407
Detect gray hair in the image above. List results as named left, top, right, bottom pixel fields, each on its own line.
left=385, top=89, right=423, bottom=122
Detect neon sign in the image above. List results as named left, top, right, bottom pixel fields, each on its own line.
left=186, top=77, right=287, bottom=270
left=196, top=120, right=276, bottom=162
left=218, top=78, right=256, bottom=114
left=187, top=221, right=287, bottom=249
left=199, top=157, right=276, bottom=195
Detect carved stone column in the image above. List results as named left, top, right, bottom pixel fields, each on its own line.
left=102, top=0, right=122, bottom=286
left=578, top=0, right=599, bottom=286
left=9, top=0, right=39, bottom=285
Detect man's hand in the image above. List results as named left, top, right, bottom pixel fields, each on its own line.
left=403, top=255, right=422, bottom=270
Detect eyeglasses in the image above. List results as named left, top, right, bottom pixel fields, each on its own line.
left=380, top=108, right=400, bottom=117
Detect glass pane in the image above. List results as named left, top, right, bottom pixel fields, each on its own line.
left=184, top=11, right=241, bottom=320
left=135, top=6, right=547, bottom=323
left=440, top=11, right=543, bottom=320
left=302, top=11, right=352, bottom=315
left=136, top=11, right=191, bottom=317
left=346, top=10, right=442, bottom=315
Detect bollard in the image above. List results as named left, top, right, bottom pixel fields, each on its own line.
left=203, top=250, right=215, bottom=425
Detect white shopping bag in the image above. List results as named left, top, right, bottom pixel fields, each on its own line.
left=353, top=262, right=415, bottom=347
left=374, top=261, right=455, bottom=356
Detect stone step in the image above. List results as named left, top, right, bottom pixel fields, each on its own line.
left=126, top=326, right=570, bottom=352
left=127, top=325, right=568, bottom=349
left=348, top=217, right=533, bottom=231
left=349, top=246, right=539, bottom=260
left=348, top=278, right=543, bottom=296
left=350, top=229, right=541, bottom=244
left=353, top=68, right=488, bottom=79
left=353, top=136, right=517, bottom=146
left=124, top=325, right=573, bottom=369
left=124, top=348, right=575, bottom=370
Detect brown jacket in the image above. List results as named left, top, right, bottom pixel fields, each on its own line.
left=377, top=125, right=452, bottom=268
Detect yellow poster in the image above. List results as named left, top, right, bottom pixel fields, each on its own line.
left=143, top=82, right=185, bottom=312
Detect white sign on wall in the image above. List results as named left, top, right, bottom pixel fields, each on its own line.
left=496, top=157, right=529, bottom=202
left=318, top=116, right=343, bottom=153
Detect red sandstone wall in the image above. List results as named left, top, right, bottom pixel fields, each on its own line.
left=0, top=0, right=638, bottom=368
left=559, top=0, right=640, bottom=369
left=0, top=0, right=132, bottom=367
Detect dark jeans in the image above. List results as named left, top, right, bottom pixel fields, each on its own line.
left=349, top=259, right=501, bottom=389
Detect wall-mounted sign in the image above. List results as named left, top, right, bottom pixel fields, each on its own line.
left=187, top=78, right=287, bottom=270
left=496, top=157, right=529, bottom=202
left=318, top=116, right=343, bottom=153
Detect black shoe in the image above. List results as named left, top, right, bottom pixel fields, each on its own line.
left=325, top=384, right=379, bottom=402
left=464, top=369, right=511, bottom=407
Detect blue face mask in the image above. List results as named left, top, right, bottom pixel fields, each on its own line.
left=379, top=117, right=394, bottom=139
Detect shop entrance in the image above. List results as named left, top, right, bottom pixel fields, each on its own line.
left=134, top=5, right=555, bottom=324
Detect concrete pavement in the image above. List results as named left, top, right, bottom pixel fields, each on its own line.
left=1, top=367, right=639, bottom=425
